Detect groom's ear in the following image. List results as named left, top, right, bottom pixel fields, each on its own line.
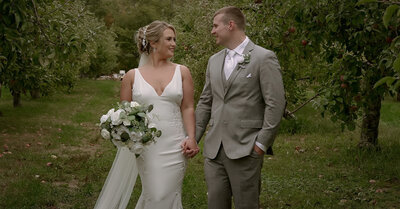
left=227, top=20, right=238, bottom=32
left=228, top=20, right=234, bottom=31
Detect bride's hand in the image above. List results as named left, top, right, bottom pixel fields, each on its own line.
left=181, top=138, right=199, bottom=158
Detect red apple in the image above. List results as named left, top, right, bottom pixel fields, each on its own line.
left=354, top=95, right=362, bottom=102
left=288, top=26, right=296, bottom=33
left=340, top=75, right=345, bottom=82
left=301, top=40, right=308, bottom=46
left=350, top=105, right=358, bottom=112
left=386, top=37, right=393, bottom=44
left=340, top=83, right=348, bottom=89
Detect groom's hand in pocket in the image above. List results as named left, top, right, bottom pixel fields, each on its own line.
left=254, top=144, right=265, bottom=156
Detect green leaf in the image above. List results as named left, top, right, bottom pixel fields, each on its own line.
left=347, top=122, right=356, bottom=131
left=14, top=12, right=20, bottom=27
left=356, top=0, right=377, bottom=5
left=47, top=52, right=55, bottom=59
left=156, top=130, right=162, bottom=137
left=374, top=76, right=393, bottom=88
left=137, top=113, right=146, bottom=117
left=393, top=80, right=400, bottom=90
left=393, top=54, right=400, bottom=72
left=383, top=5, right=399, bottom=28
left=121, top=132, right=130, bottom=142
left=386, top=77, right=396, bottom=86
left=127, top=115, right=136, bottom=121
left=147, top=104, right=154, bottom=112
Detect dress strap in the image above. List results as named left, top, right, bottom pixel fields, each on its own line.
left=175, top=65, right=181, bottom=81
left=133, top=68, right=140, bottom=87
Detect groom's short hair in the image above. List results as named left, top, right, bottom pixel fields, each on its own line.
left=214, top=6, right=246, bottom=31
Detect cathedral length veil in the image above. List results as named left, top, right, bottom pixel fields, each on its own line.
left=94, top=54, right=149, bottom=209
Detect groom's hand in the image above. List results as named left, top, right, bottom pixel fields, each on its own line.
left=254, top=144, right=265, bottom=155
left=181, top=138, right=200, bottom=158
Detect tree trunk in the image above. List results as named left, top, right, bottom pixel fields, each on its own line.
left=30, top=89, right=40, bottom=99
left=359, top=89, right=382, bottom=148
left=12, top=92, right=21, bottom=107
left=0, top=83, right=2, bottom=98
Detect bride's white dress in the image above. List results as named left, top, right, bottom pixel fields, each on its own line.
left=94, top=64, right=187, bottom=209
left=133, top=65, right=187, bottom=208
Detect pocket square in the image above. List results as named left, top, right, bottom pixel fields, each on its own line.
left=246, top=73, right=252, bottom=78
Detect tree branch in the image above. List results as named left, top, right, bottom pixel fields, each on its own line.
left=376, top=1, right=400, bottom=5
left=31, top=0, right=56, bottom=45
left=284, top=92, right=321, bottom=119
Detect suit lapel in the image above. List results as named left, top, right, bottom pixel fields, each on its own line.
left=223, top=41, right=255, bottom=97
left=220, top=50, right=228, bottom=89
left=213, top=50, right=227, bottom=96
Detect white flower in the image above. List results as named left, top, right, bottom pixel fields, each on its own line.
left=126, top=140, right=135, bottom=148
left=130, top=101, right=140, bottom=108
left=237, top=55, right=245, bottom=64
left=148, top=123, right=156, bottom=129
left=111, top=138, right=124, bottom=148
left=106, top=108, right=115, bottom=116
left=111, top=109, right=124, bottom=125
left=111, top=131, right=120, bottom=140
left=101, top=129, right=111, bottom=140
left=100, top=115, right=109, bottom=124
left=131, top=143, right=144, bottom=155
left=124, top=107, right=132, bottom=113
left=123, top=119, right=131, bottom=126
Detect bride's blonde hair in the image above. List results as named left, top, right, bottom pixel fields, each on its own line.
left=136, top=21, right=176, bottom=55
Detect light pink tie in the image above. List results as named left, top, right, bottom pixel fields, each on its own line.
left=225, top=50, right=236, bottom=80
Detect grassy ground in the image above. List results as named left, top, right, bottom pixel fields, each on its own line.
left=0, top=80, right=399, bottom=209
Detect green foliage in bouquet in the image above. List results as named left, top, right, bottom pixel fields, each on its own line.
left=99, top=100, right=162, bottom=155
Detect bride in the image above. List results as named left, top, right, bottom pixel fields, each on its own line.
left=94, top=21, right=200, bottom=209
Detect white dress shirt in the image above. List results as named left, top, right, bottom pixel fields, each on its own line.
left=224, top=36, right=250, bottom=80
left=223, top=36, right=267, bottom=153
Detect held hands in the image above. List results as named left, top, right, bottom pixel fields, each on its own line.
left=181, top=137, right=200, bottom=158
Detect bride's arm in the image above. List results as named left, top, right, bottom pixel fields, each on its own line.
left=180, top=65, right=199, bottom=157
left=120, top=70, right=135, bottom=102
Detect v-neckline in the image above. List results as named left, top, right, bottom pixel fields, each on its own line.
left=137, top=65, right=178, bottom=97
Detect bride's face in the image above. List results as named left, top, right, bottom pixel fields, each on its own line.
left=212, top=14, right=231, bottom=46
left=152, top=28, right=176, bottom=59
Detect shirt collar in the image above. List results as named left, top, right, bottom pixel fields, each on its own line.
left=227, top=36, right=249, bottom=56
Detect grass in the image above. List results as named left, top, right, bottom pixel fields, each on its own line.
left=0, top=80, right=399, bottom=209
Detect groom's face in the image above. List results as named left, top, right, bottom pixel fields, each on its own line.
left=212, top=14, right=231, bottom=46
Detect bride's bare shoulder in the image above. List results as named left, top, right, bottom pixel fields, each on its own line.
left=175, top=64, right=190, bottom=72
left=122, top=69, right=136, bottom=83
left=176, top=64, right=192, bottom=80
left=126, top=68, right=137, bottom=75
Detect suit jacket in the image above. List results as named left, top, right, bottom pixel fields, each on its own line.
left=195, top=40, right=286, bottom=159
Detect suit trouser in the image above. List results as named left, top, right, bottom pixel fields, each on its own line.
left=204, top=144, right=264, bottom=209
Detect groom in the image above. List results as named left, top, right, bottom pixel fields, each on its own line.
left=194, top=6, right=286, bottom=209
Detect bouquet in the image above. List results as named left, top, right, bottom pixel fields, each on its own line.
left=99, top=101, right=162, bottom=155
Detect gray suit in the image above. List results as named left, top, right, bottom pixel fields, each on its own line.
left=195, top=40, right=286, bottom=209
